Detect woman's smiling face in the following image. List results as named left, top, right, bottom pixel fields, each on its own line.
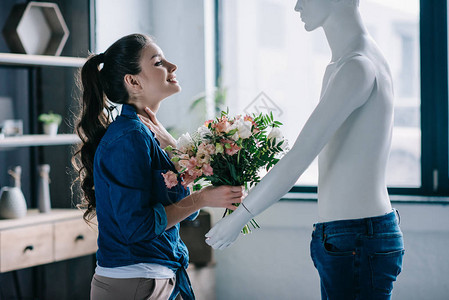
left=136, top=42, right=181, bottom=105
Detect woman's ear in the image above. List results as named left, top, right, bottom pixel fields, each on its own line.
left=124, top=74, right=142, bottom=91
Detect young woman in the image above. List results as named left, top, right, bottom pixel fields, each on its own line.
left=73, top=33, right=242, bottom=300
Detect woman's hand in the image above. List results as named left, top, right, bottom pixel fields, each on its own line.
left=196, top=185, right=243, bottom=210
left=138, top=107, right=177, bottom=150
left=165, top=185, right=243, bottom=230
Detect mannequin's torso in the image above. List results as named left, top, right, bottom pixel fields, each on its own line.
left=317, top=36, right=393, bottom=221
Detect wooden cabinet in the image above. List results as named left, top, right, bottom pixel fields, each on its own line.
left=0, top=209, right=97, bottom=273
left=0, top=223, right=53, bottom=272
left=54, top=217, right=97, bottom=261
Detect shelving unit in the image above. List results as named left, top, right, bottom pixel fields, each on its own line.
left=0, top=53, right=84, bottom=149
left=0, top=134, right=80, bottom=148
left=0, top=53, right=85, bottom=67
left=0, top=0, right=94, bottom=297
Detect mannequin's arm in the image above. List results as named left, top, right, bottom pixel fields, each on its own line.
left=205, top=56, right=376, bottom=249
left=243, top=57, right=377, bottom=215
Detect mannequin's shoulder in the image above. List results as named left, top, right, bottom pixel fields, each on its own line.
left=335, top=54, right=376, bottom=83
left=338, top=51, right=375, bottom=68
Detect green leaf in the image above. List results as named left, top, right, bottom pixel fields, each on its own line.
left=193, top=184, right=202, bottom=191
left=227, top=128, right=238, bottom=136
left=189, top=95, right=206, bottom=111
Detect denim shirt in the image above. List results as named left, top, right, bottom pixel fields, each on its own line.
left=93, top=104, right=198, bottom=299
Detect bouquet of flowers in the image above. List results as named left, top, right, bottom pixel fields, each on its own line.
left=162, top=110, right=287, bottom=234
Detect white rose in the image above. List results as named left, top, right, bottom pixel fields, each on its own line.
left=237, top=119, right=252, bottom=139
left=228, top=123, right=237, bottom=132
left=268, top=127, right=283, bottom=140
left=227, top=123, right=240, bottom=141
left=197, top=125, right=212, bottom=139
left=231, top=132, right=240, bottom=141
left=268, top=127, right=288, bottom=150
left=177, top=132, right=194, bottom=150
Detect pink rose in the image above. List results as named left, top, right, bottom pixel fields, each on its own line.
left=187, top=167, right=203, bottom=178
left=221, top=139, right=241, bottom=156
left=215, top=120, right=230, bottom=133
left=181, top=173, right=195, bottom=189
left=202, top=164, right=214, bottom=176
left=196, top=151, right=210, bottom=165
left=225, top=143, right=241, bottom=155
left=205, top=144, right=216, bottom=155
left=197, top=143, right=212, bottom=164
left=186, top=157, right=198, bottom=170
left=162, top=171, right=178, bottom=189
left=243, top=115, right=253, bottom=122
left=178, top=154, right=191, bottom=169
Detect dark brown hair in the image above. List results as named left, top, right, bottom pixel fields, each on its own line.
left=73, top=34, right=151, bottom=222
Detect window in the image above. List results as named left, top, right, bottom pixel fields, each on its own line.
left=92, top=0, right=449, bottom=197
left=359, top=1, right=420, bottom=188
left=219, top=0, right=424, bottom=192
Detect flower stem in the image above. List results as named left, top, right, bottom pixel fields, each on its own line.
left=223, top=204, right=259, bottom=235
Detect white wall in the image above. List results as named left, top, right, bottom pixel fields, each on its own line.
left=95, top=0, right=153, bottom=52
left=209, top=201, right=449, bottom=300
left=150, top=0, right=214, bottom=134
left=95, top=0, right=214, bottom=135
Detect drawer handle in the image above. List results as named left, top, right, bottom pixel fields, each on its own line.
left=75, top=234, right=84, bottom=241
left=23, top=245, right=34, bottom=253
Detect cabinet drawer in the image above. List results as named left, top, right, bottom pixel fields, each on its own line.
left=0, top=224, right=53, bottom=272
left=54, top=219, right=97, bottom=261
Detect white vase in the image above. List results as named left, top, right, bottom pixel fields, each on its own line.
left=0, top=187, right=27, bottom=219
left=43, top=123, right=58, bottom=135
left=37, top=164, right=51, bottom=213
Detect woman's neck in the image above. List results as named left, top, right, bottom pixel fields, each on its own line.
left=128, top=99, right=160, bottom=116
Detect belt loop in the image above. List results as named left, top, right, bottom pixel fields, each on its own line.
left=395, top=208, right=401, bottom=225
left=366, top=219, right=373, bottom=236
left=322, top=224, right=326, bottom=241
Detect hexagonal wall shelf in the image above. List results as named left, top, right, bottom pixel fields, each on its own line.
left=2, top=2, right=69, bottom=56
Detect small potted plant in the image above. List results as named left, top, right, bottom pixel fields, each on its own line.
left=38, top=112, right=62, bottom=136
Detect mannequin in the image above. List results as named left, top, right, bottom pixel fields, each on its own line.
left=206, top=0, right=404, bottom=298
left=206, top=0, right=393, bottom=247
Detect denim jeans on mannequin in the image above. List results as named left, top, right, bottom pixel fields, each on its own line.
left=310, top=210, right=404, bottom=300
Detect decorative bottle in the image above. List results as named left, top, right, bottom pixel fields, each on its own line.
left=0, top=166, right=27, bottom=219
left=37, top=164, right=51, bottom=213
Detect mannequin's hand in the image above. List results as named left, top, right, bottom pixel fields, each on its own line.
left=205, top=207, right=251, bottom=250
left=138, top=107, right=177, bottom=150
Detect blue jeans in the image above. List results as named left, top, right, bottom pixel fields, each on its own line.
left=310, top=210, right=404, bottom=300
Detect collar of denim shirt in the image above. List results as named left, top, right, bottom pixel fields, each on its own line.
left=120, top=104, right=181, bottom=174
left=120, top=104, right=161, bottom=145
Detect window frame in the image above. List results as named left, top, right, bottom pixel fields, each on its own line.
left=415, top=0, right=449, bottom=197
left=215, top=0, right=449, bottom=198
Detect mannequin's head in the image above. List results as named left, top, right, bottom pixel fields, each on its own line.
left=294, top=0, right=359, bottom=31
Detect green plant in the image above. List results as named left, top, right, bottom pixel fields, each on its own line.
left=38, top=112, right=62, bottom=125
left=190, top=86, right=227, bottom=116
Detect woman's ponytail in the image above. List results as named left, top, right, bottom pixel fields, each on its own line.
left=73, top=53, right=109, bottom=223
left=72, top=34, right=151, bottom=223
